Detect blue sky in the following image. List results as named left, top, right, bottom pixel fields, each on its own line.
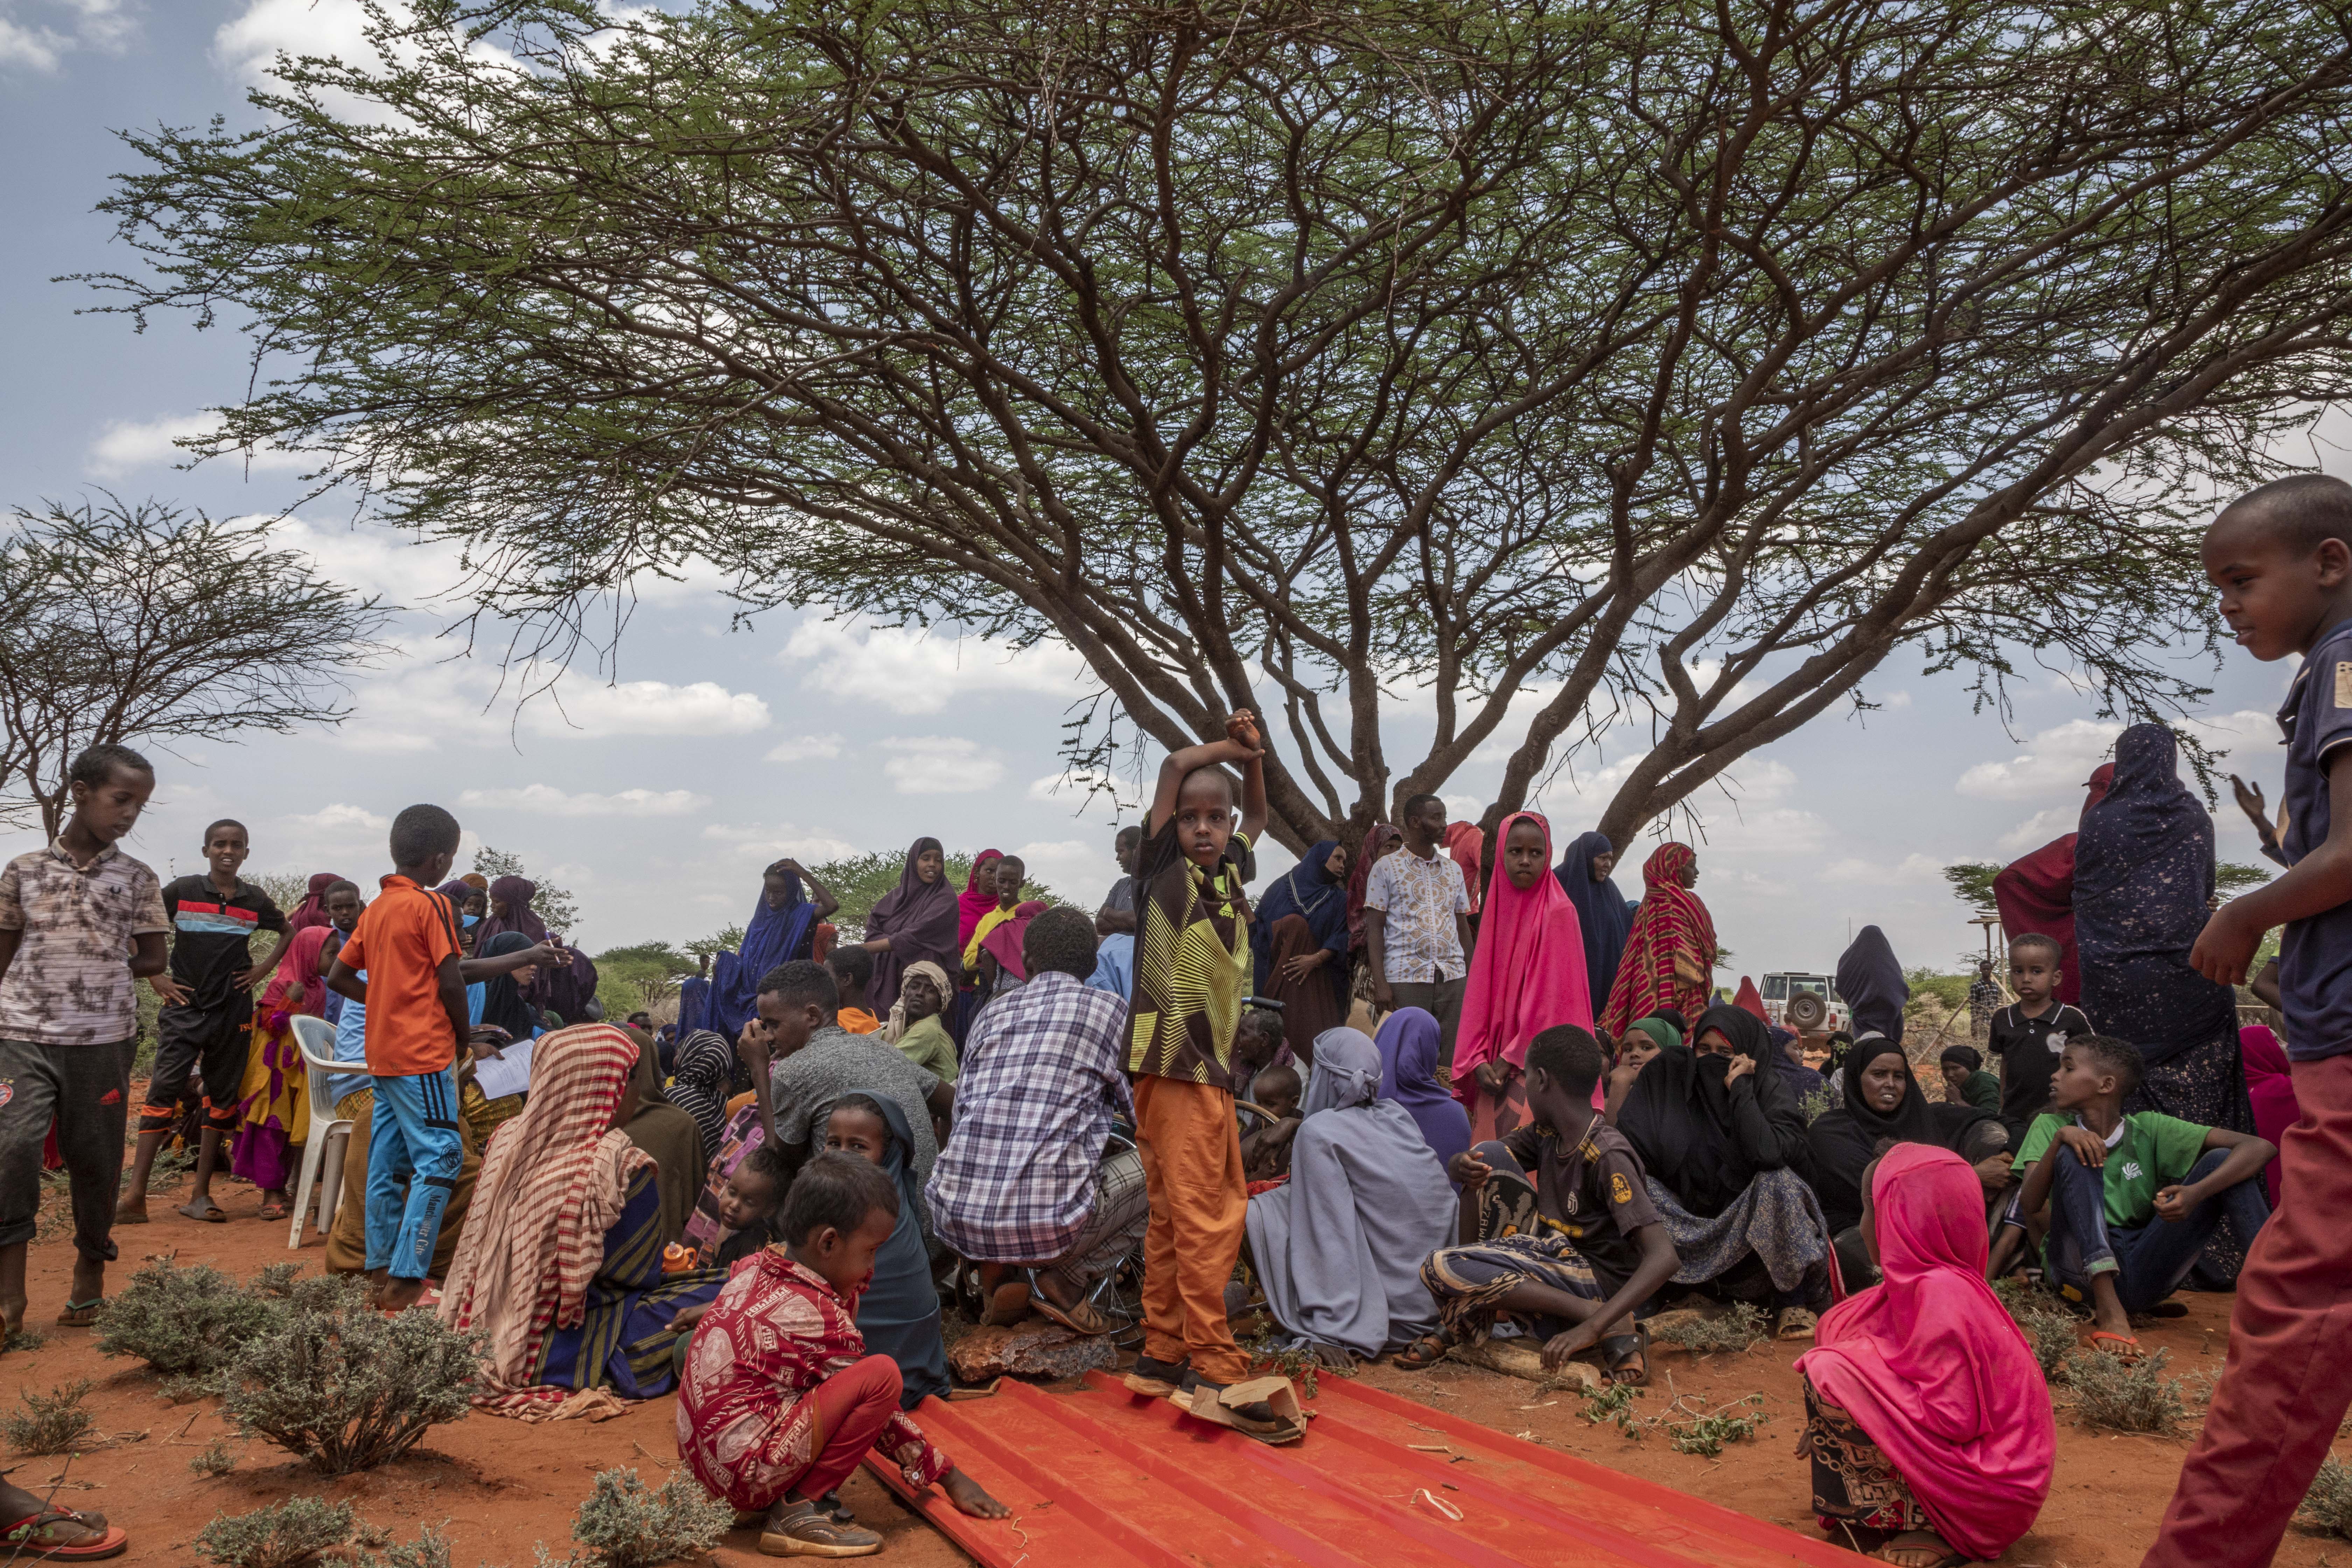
left=0, top=0, right=2336, bottom=975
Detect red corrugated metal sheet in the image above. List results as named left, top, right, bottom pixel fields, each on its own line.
left=867, top=1369, right=1860, bottom=1568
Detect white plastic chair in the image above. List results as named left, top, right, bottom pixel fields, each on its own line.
left=287, top=1015, right=368, bottom=1251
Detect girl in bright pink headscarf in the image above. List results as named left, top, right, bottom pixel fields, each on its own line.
left=2240, top=1025, right=2299, bottom=1207
left=1450, top=812, right=1595, bottom=1140
left=1795, top=1144, right=2053, bottom=1564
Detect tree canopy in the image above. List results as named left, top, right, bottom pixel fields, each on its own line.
left=86, top=0, right=2352, bottom=852
left=0, top=497, right=388, bottom=838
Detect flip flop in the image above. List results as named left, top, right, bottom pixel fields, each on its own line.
left=257, top=1202, right=290, bottom=1221
left=980, top=1277, right=1033, bottom=1328
left=55, top=1298, right=103, bottom=1328
left=1023, top=1272, right=1111, bottom=1337
left=1393, top=1331, right=1453, bottom=1371
left=1601, top=1326, right=1650, bottom=1386
left=2087, top=1330, right=2142, bottom=1363
left=0, top=1509, right=127, bottom=1561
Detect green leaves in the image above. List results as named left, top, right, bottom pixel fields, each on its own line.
left=81, top=0, right=2352, bottom=845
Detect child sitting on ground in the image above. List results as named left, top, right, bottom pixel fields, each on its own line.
left=828, top=946, right=882, bottom=1035
left=675, top=1151, right=1006, bottom=1556
left=1938, top=1045, right=2002, bottom=1113
left=1409, top=1027, right=1680, bottom=1384
left=1991, top=1036, right=2273, bottom=1359
left=821, top=1094, right=950, bottom=1408
left=1240, top=1062, right=1303, bottom=1183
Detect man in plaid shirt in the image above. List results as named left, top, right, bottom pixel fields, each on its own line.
left=926, top=906, right=1146, bottom=1335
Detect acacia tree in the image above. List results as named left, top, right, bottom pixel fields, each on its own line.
left=0, top=497, right=389, bottom=837
left=85, top=0, right=2352, bottom=854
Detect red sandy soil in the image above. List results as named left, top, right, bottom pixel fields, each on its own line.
left=11, top=1187, right=2349, bottom=1567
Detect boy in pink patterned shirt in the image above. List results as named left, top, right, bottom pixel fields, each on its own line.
left=676, top=1150, right=1005, bottom=1555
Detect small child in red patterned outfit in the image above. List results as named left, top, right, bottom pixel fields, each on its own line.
left=675, top=1150, right=1007, bottom=1556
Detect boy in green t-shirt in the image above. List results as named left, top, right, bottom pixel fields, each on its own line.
left=1996, top=1035, right=2273, bottom=1357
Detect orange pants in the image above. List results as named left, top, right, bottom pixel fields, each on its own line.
left=1133, top=1075, right=1249, bottom=1385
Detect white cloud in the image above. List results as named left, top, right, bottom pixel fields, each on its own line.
left=458, top=784, right=709, bottom=817
left=335, top=643, right=772, bottom=749
left=1009, top=839, right=1105, bottom=906
left=1687, top=805, right=1830, bottom=856
left=2180, top=708, right=2282, bottom=763
left=878, top=736, right=1004, bottom=795
left=1818, top=853, right=1944, bottom=887
left=783, top=619, right=1091, bottom=716
left=88, top=412, right=304, bottom=479
left=530, top=680, right=768, bottom=738
left=293, top=802, right=389, bottom=834
left=0, top=0, right=134, bottom=71
left=1026, top=766, right=1142, bottom=812
left=1954, top=719, right=2123, bottom=800
left=698, top=821, right=860, bottom=862
left=1995, top=807, right=2077, bottom=854
left=764, top=734, right=844, bottom=764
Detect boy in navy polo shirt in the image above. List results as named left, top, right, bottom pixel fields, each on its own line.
left=121, top=819, right=286, bottom=1225
left=2145, top=474, right=2352, bottom=1568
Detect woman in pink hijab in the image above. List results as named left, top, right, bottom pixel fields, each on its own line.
left=2240, top=1025, right=2299, bottom=1207
left=1450, top=812, right=1595, bottom=1141
left=1795, top=1144, right=2053, bottom=1566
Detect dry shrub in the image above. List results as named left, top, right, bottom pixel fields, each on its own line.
left=2065, top=1346, right=2185, bottom=1434
left=3, top=1379, right=94, bottom=1455
left=2299, top=1457, right=2352, bottom=1542
left=94, top=1259, right=282, bottom=1376
left=194, top=1498, right=354, bottom=1568
left=217, top=1289, right=479, bottom=1476
left=561, top=1469, right=732, bottom=1568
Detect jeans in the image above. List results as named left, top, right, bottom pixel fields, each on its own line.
left=0, top=1037, right=134, bottom=1262
left=2046, top=1146, right=2271, bottom=1313
left=365, top=1066, right=465, bottom=1281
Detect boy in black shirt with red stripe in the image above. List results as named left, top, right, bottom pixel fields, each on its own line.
left=119, top=819, right=285, bottom=1224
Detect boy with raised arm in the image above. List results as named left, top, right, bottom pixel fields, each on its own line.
left=1120, top=712, right=1272, bottom=1421
left=2145, top=475, right=2352, bottom=1566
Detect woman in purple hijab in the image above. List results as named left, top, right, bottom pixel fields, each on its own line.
left=1373, top=1007, right=1472, bottom=1181
left=861, top=836, right=960, bottom=1015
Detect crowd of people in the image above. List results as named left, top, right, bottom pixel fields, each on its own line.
left=6, top=474, right=2352, bottom=1567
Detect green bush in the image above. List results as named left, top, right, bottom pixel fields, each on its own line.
left=1992, top=1277, right=2079, bottom=1381
left=217, top=1290, right=480, bottom=1475
left=565, top=1469, right=732, bottom=1568
left=195, top=1498, right=354, bottom=1568
left=3, top=1380, right=94, bottom=1455
left=189, top=1439, right=237, bottom=1477
left=94, top=1259, right=283, bottom=1376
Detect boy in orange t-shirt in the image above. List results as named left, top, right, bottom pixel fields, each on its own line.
left=325, top=805, right=470, bottom=1311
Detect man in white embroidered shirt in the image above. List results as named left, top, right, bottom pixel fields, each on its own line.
left=1363, top=793, right=1476, bottom=1057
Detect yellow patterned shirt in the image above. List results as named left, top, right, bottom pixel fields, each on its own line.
left=1125, top=825, right=1252, bottom=1084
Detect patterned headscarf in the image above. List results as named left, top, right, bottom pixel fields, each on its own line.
left=1599, top=842, right=1716, bottom=1036
left=438, top=1023, right=654, bottom=1410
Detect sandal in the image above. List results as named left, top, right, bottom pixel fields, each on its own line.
left=1023, top=1272, right=1111, bottom=1337
left=1601, top=1326, right=1650, bottom=1386
left=1774, top=1306, right=1819, bottom=1340
left=1875, top=1529, right=1969, bottom=1567
left=1, top=1508, right=128, bottom=1561
left=758, top=1498, right=881, bottom=1558
left=54, top=1298, right=103, bottom=1328
left=257, top=1200, right=291, bottom=1221
left=176, top=1198, right=228, bottom=1224
left=2087, top=1330, right=2143, bottom=1363
left=1394, top=1330, right=1454, bottom=1371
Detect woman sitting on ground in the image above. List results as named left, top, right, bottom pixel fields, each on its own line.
left=1611, top=1003, right=1832, bottom=1337
left=1805, top=1037, right=2007, bottom=1290
left=1794, top=1144, right=2053, bottom=1568
left=1244, top=1027, right=1456, bottom=1367
left=438, top=1023, right=723, bottom=1407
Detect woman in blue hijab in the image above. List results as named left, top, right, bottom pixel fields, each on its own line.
left=710, top=860, right=836, bottom=1043
left=1251, top=839, right=1351, bottom=1054
left=1555, top=832, right=1633, bottom=1020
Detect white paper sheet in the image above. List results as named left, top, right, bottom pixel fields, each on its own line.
left=472, top=1036, right=536, bottom=1100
